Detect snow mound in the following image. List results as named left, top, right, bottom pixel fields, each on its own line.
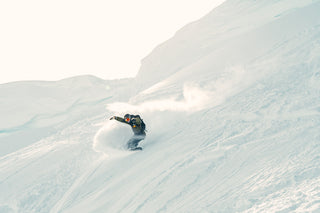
left=93, top=121, right=133, bottom=157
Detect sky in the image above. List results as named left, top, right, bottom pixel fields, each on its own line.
left=0, top=0, right=225, bottom=84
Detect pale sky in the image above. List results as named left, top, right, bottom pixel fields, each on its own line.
left=0, top=0, right=225, bottom=84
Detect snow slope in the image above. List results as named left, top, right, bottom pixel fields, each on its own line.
left=1, top=0, right=320, bottom=212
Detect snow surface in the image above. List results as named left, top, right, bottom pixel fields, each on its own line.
left=1, top=0, right=320, bottom=212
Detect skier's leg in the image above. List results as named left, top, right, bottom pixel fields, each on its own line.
left=127, top=137, right=137, bottom=150
left=127, top=134, right=145, bottom=150
left=134, top=133, right=145, bottom=148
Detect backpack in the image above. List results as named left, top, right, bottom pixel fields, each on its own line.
left=131, top=115, right=146, bottom=131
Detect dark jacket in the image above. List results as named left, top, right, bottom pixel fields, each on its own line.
left=113, top=115, right=146, bottom=135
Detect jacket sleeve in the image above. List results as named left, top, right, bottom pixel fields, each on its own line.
left=113, top=116, right=130, bottom=125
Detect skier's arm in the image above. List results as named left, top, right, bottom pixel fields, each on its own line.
left=110, top=116, right=130, bottom=125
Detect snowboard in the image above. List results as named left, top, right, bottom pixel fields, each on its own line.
left=130, top=147, right=143, bottom=151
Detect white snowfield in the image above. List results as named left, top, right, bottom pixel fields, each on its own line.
left=1, top=0, right=320, bottom=212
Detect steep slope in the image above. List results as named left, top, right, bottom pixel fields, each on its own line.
left=1, top=0, right=320, bottom=212
left=62, top=1, right=320, bottom=212
left=135, top=0, right=317, bottom=90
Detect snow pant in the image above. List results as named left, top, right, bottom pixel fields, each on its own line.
left=127, top=133, right=146, bottom=150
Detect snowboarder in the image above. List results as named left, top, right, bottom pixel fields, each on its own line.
left=110, top=114, right=146, bottom=151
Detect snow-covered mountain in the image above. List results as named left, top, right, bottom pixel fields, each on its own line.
left=1, top=0, right=320, bottom=212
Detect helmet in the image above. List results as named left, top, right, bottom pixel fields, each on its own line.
left=124, top=114, right=131, bottom=122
